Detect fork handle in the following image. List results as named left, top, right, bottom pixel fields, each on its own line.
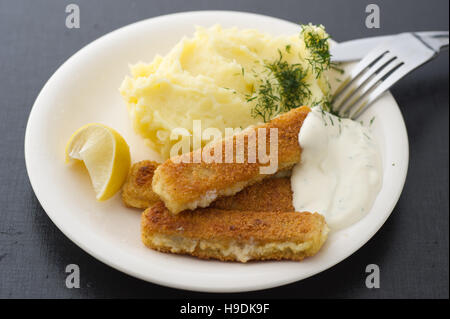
left=417, top=31, right=449, bottom=53
left=435, top=37, right=449, bottom=51
left=417, top=31, right=449, bottom=38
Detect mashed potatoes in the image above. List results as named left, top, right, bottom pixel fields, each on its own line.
left=120, top=25, right=331, bottom=159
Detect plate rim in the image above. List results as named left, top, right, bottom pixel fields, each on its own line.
left=24, top=10, right=409, bottom=293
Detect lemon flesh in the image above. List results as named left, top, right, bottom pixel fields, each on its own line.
left=65, top=124, right=131, bottom=201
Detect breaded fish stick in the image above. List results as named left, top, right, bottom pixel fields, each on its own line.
left=142, top=201, right=329, bottom=262
left=122, top=161, right=294, bottom=211
left=122, top=160, right=160, bottom=209
left=212, top=176, right=294, bottom=212
left=152, top=106, right=310, bottom=214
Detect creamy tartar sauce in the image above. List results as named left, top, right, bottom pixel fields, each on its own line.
left=291, top=107, right=382, bottom=230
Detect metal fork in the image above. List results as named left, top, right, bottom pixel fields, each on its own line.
left=331, top=32, right=449, bottom=119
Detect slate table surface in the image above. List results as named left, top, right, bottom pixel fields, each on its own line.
left=0, top=0, right=448, bottom=298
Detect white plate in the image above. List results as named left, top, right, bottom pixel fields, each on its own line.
left=25, top=11, right=408, bottom=292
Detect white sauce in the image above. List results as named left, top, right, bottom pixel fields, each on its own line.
left=291, top=107, right=382, bottom=230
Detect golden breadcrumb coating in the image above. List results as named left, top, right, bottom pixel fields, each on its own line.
left=142, top=202, right=328, bottom=262
left=210, top=177, right=294, bottom=211
left=152, top=106, right=310, bottom=213
left=122, top=160, right=160, bottom=209
left=122, top=160, right=294, bottom=211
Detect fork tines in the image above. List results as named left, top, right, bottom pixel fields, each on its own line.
left=331, top=33, right=441, bottom=119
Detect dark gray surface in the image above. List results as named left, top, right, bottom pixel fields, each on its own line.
left=0, top=0, right=448, bottom=299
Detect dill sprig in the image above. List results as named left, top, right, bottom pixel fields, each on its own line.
left=250, top=51, right=311, bottom=122
left=250, top=77, right=280, bottom=122
left=268, top=50, right=311, bottom=111
left=301, top=24, right=331, bottom=78
left=248, top=24, right=334, bottom=122
left=330, top=62, right=345, bottom=74
left=311, top=96, right=334, bottom=115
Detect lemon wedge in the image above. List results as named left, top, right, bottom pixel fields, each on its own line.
left=65, top=123, right=131, bottom=201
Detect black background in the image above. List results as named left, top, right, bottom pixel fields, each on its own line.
left=0, top=0, right=448, bottom=298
